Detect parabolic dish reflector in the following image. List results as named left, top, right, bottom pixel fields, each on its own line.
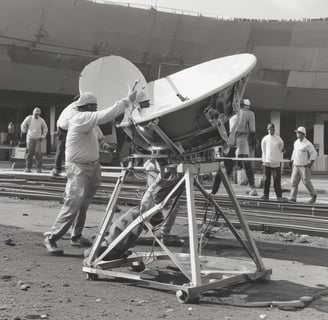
left=120, top=53, right=256, bottom=154
left=120, top=53, right=256, bottom=125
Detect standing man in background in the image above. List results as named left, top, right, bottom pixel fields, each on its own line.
left=261, top=123, right=286, bottom=201
left=7, top=121, right=15, bottom=146
left=44, top=90, right=136, bottom=255
left=212, top=99, right=257, bottom=196
left=289, top=126, right=317, bottom=204
left=51, top=96, right=79, bottom=177
left=233, top=98, right=257, bottom=196
left=21, top=107, right=48, bottom=173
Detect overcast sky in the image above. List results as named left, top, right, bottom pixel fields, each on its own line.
left=104, top=0, right=328, bottom=19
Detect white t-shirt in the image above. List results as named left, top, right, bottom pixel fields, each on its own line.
left=291, top=138, right=317, bottom=166
left=261, top=134, right=284, bottom=168
left=21, top=115, right=48, bottom=140
left=65, top=100, right=126, bottom=163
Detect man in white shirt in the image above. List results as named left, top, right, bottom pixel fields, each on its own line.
left=20, top=107, right=48, bottom=173
left=289, top=126, right=317, bottom=203
left=44, top=90, right=136, bottom=255
left=51, top=96, right=79, bottom=177
left=261, top=123, right=286, bottom=201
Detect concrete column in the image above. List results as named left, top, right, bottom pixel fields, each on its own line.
left=270, top=111, right=280, bottom=135
left=50, top=106, right=56, bottom=150
left=313, top=124, right=324, bottom=156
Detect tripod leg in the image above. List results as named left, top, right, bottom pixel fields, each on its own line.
left=220, top=167, right=265, bottom=271
left=185, top=168, right=202, bottom=286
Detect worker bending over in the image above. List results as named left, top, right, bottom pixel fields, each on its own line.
left=44, top=90, right=136, bottom=255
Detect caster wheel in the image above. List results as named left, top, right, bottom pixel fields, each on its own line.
left=176, top=290, right=190, bottom=303
left=176, top=290, right=200, bottom=304
left=86, top=273, right=99, bottom=281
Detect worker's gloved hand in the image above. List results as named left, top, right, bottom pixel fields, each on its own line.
left=121, top=90, right=137, bottom=109
left=128, top=90, right=137, bottom=104
left=103, top=143, right=116, bottom=152
left=249, top=132, right=258, bottom=148
left=289, top=161, right=293, bottom=169
left=108, top=143, right=117, bottom=151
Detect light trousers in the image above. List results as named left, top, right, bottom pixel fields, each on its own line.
left=290, top=165, right=316, bottom=200
left=26, top=137, right=42, bottom=170
left=47, top=161, right=101, bottom=240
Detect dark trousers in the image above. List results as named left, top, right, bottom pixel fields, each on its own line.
left=263, top=165, right=282, bottom=198
left=211, top=148, right=255, bottom=194
left=211, top=148, right=234, bottom=194
left=54, top=127, right=67, bottom=172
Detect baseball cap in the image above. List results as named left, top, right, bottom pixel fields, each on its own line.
left=241, top=99, right=251, bottom=107
left=33, top=107, right=41, bottom=115
left=77, top=92, right=97, bottom=107
left=295, top=126, right=306, bottom=135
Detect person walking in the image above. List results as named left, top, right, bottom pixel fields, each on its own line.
left=51, top=96, right=79, bottom=177
left=261, top=123, right=286, bottom=201
left=20, top=107, right=48, bottom=173
left=43, top=90, right=136, bottom=255
left=289, top=126, right=317, bottom=204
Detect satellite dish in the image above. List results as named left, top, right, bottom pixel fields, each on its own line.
left=79, top=55, right=149, bottom=109
left=119, top=53, right=257, bottom=154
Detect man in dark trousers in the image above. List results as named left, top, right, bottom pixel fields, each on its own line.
left=51, top=96, right=79, bottom=177
left=261, top=123, right=286, bottom=201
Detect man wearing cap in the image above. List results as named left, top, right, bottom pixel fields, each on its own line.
left=20, top=107, right=48, bottom=173
left=261, top=123, right=286, bottom=201
left=211, top=98, right=258, bottom=196
left=44, top=90, right=136, bottom=255
left=289, top=126, right=317, bottom=203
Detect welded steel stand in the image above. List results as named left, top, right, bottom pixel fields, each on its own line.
left=83, top=161, right=271, bottom=303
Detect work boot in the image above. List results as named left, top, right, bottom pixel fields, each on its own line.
left=260, top=195, right=269, bottom=200
left=249, top=187, right=258, bottom=196
left=288, top=198, right=296, bottom=203
left=44, top=237, right=64, bottom=255
left=70, top=235, right=92, bottom=247
left=308, top=195, right=317, bottom=204
left=36, top=168, right=42, bottom=173
left=24, top=168, right=32, bottom=173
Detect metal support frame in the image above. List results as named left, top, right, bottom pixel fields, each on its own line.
left=83, top=160, right=271, bottom=303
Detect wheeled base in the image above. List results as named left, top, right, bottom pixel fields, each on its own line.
left=83, top=251, right=271, bottom=303
left=83, top=160, right=271, bottom=303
